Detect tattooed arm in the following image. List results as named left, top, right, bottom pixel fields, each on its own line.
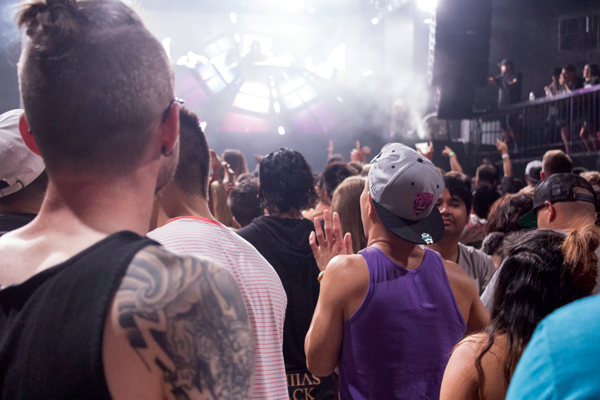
left=107, top=245, right=254, bottom=400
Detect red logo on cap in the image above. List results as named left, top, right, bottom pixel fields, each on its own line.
left=413, top=193, right=433, bottom=216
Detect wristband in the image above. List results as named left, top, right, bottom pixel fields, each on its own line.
left=318, top=271, right=325, bottom=282
left=448, top=152, right=456, bottom=157
left=502, top=153, right=509, bottom=159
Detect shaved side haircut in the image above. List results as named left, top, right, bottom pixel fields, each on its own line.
left=18, top=0, right=174, bottom=175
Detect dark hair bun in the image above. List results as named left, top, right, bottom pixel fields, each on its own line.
left=19, top=0, right=83, bottom=57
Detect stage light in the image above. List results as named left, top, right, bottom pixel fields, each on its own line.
left=363, top=70, right=373, bottom=77
left=234, top=34, right=241, bottom=43
left=271, top=89, right=278, bottom=99
left=336, top=96, right=344, bottom=102
left=417, top=0, right=437, bottom=13
left=309, top=7, right=315, bottom=13
left=200, top=121, right=207, bottom=131
left=278, top=126, right=286, bottom=135
left=371, top=18, right=379, bottom=25
left=424, top=18, right=432, bottom=24
left=274, top=101, right=281, bottom=113
left=230, top=12, right=237, bottom=24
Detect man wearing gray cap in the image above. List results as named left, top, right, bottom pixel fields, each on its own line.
left=0, top=109, right=46, bottom=236
left=305, top=143, right=489, bottom=399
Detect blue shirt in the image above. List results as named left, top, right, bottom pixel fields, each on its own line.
left=506, top=294, right=600, bottom=399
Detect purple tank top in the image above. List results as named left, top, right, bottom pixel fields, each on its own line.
left=338, top=247, right=466, bottom=400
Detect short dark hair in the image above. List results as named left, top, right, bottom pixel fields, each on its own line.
left=485, top=193, right=533, bottom=236
left=564, top=64, right=576, bottom=74
left=259, top=148, right=318, bottom=214
left=173, top=107, right=210, bottom=198
left=543, top=150, right=572, bottom=177
left=228, top=177, right=263, bottom=227
left=472, top=184, right=501, bottom=219
left=17, top=0, right=174, bottom=175
left=552, top=67, right=562, bottom=78
left=477, top=165, right=497, bottom=187
left=323, top=162, right=355, bottom=200
left=444, top=174, right=472, bottom=214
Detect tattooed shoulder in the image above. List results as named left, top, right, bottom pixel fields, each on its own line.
left=116, top=245, right=255, bottom=400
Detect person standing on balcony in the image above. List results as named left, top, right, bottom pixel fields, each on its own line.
left=558, top=65, right=584, bottom=154
left=488, top=59, right=522, bottom=152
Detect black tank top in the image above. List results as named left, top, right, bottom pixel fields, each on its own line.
left=0, top=231, right=157, bottom=399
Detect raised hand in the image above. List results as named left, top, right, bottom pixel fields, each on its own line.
left=442, top=146, right=455, bottom=157
left=309, top=209, right=353, bottom=272
left=496, top=139, right=508, bottom=155
left=327, top=140, right=334, bottom=158
left=350, top=141, right=371, bottom=163
left=417, top=141, right=434, bottom=161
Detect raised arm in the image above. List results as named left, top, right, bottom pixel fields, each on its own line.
left=496, top=139, right=512, bottom=178
left=442, top=146, right=464, bottom=174
left=111, top=245, right=254, bottom=400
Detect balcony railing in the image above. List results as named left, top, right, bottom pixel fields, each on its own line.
left=468, top=84, right=600, bottom=155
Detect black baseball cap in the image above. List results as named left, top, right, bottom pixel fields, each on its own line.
left=518, top=173, right=598, bottom=228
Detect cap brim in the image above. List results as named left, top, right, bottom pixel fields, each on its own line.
left=518, top=208, right=538, bottom=228
left=373, top=200, right=445, bottom=245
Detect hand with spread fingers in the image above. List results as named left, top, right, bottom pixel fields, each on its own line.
left=309, top=209, right=353, bottom=272
left=350, top=140, right=371, bottom=163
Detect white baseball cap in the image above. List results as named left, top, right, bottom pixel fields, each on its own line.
left=0, top=109, right=45, bottom=198
left=368, top=143, right=445, bottom=245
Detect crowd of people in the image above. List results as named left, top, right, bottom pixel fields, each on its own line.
left=1, top=0, right=600, bottom=399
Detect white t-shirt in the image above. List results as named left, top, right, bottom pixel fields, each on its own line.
left=149, top=217, right=288, bottom=400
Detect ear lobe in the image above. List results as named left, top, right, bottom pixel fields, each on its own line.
left=540, top=171, right=546, bottom=180
left=19, top=113, right=42, bottom=157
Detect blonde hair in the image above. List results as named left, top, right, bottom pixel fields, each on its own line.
left=331, top=177, right=368, bottom=253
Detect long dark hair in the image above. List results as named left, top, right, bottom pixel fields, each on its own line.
left=474, top=227, right=600, bottom=399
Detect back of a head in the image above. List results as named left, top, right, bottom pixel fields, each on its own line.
left=330, top=176, right=367, bottom=253
left=472, top=184, right=501, bottom=219
left=543, top=150, right=572, bottom=177
left=173, top=107, right=209, bottom=198
left=476, top=165, right=497, bottom=187
left=444, top=173, right=472, bottom=213
left=480, top=227, right=600, bottom=389
left=323, top=162, right=355, bottom=200
left=259, top=148, right=318, bottom=214
left=18, top=0, right=174, bottom=176
left=222, top=149, right=248, bottom=177
left=485, top=193, right=533, bottom=235
left=228, top=177, right=262, bottom=227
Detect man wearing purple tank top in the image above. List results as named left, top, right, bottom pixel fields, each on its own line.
left=305, top=143, right=490, bottom=399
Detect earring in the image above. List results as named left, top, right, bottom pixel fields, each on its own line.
left=161, top=146, right=173, bottom=157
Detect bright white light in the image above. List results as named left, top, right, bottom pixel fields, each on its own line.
left=239, top=81, right=270, bottom=98
left=371, top=18, right=379, bottom=25
left=274, top=101, right=281, bottom=113
left=336, top=96, right=344, bottom=102
left=418, top=0, right=437, bottom=13
left=309, top=7, right=315, bottom=13
left=230, top=12, right=237, bottom=24
left=270, top=81, right=276, bottom=87
left=363, top=70, right=373, bottom=77
left=271, top=89, right=278, bottom=99
left=278, top=126, right=286, bottom=135
left=234, top=34, right=241, bottom=43
left=271, top=0, right=305, bottom=12
left=200, top=121, right=207, bottom=131
left=424, top=18, right=432, bottom=24
left=161, top=38, right=172, bottom=60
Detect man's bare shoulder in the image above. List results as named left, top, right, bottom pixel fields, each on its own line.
left=326, top=254, right=368, bottom=279
left=443, top=259, right=477, bottom=291
left=110, top=244, right=255, bottom=400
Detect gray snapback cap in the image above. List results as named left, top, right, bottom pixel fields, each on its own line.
left=368, top=143, right=445, bottom=245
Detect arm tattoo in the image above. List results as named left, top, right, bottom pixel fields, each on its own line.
left=116, top=245, right=255, bottom=400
